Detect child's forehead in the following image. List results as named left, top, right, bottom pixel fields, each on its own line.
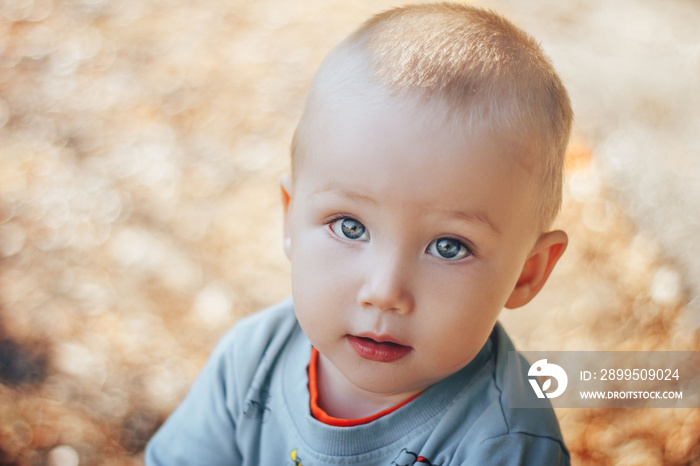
left=309, top=77, right=533, bottom=165
left=295, top=47, right=541, bottom=181
left=307, top=84, right=529, bottom=171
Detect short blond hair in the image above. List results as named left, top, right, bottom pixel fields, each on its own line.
left=292, top=3, right=573, bottom=231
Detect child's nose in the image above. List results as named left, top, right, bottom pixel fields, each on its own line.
left=356, top=249, right=414, bottom=314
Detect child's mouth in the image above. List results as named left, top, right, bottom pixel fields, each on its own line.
left=347, top=335, right=412, bottom=363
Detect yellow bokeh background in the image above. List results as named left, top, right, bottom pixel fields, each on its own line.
left=0, top=1, right=698, bottom=464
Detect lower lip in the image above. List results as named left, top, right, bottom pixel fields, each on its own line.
left=347, top=335, right=412, bottom=363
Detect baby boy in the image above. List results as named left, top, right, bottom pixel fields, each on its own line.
left=147, top=3, right=573, bottom=465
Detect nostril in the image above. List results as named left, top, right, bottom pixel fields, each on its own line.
left=358, top=287, right=412, bottom=314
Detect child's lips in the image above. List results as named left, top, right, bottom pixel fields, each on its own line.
left=347, top=334, right=412, bottom=363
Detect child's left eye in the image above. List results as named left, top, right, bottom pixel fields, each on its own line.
left=426, top=237, right=472, bottom=260
left=329, top=217, right=370, bottom=241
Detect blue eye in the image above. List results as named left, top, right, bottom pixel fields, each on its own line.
left=427, top=237, right=471, bottom=260
left=330, top=218, right=369, bottom=241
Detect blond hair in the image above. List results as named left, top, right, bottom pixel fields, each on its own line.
left=292, top=3, right=573, bottom=231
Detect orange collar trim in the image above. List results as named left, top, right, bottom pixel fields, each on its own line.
left=308, top=347, right=421, bottom=427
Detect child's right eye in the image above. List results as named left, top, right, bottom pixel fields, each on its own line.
left=329, top=218, right=369, bottom=241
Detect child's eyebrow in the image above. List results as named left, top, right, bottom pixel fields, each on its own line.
left=436, top=209, right=501, bottom=236
left=311, top=186, right=377, bottom=205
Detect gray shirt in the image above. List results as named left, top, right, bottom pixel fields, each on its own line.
left=145, top=298, right=569, bottom=465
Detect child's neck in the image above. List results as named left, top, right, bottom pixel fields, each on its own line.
left=316, top=352, right=421, bottom=420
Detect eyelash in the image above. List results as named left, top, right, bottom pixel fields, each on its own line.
left=325, top=215, right=474, bottom=261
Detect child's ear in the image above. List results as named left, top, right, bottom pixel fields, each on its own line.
left=504, top=230, right=568, bottom=309
left=280, top=174, right=293, bottom=260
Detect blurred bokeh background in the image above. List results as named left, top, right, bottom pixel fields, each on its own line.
left=0, top=0, right=698, bottom=464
